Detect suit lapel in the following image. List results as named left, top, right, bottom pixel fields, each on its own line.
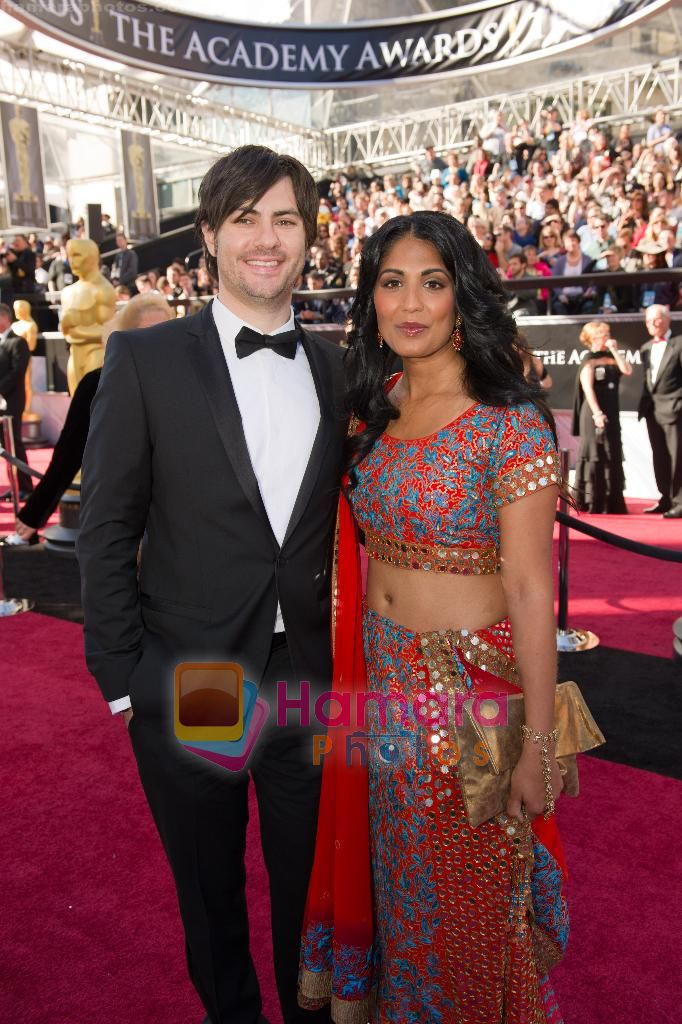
left=652, top=336, right=676, bottom=390
left=640, top=340, right=653, bottom=392
left=189, top=303, right=278, bottom=547
left=282, top=328, right=336, bottom=547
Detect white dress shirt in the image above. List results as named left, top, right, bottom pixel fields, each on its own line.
left=650, top=329, right=672, bottom=385
left=109, top=298, right=320, bottom=714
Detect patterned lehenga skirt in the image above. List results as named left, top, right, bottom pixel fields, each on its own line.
left=363, top=606, right=569, bottom=1024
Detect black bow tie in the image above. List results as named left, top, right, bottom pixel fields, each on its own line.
left=235, top=325, right=299, bottom=360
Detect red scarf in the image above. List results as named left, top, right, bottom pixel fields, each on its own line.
left=298, top=488, right=374, bottom=1022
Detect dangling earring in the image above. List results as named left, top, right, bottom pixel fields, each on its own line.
left=451, top=315, right=463, bottom=352
left=377, top=331, right=384, bottom=349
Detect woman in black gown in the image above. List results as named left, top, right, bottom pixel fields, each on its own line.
left=572, top=320, right=633, bottom=513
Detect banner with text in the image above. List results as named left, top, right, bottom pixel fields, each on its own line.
left=4, top=1, right=672, bottom=89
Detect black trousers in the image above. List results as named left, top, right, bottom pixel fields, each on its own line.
left=646, top=414, right=682, bottom=510
left=129, top=635, right=332, bottom=1024
left=6, top=408, right=33, bottom=495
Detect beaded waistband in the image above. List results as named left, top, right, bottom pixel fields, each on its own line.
left=363, top=528, right=500, bottom=574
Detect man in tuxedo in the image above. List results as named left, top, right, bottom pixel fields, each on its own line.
left=638, top=304, right=682, bottom=517
left=78, top=147, right=345, bottom=1024
left=0, top=302, right=34, bottom=498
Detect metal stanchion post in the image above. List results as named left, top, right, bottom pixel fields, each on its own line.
left=1, top=415, right=20, bottom=516
left=0, top=416, right=34, bottom=616
left=556, top=448, right=599, bottom=653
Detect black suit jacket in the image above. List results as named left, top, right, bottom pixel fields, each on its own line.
left=638, top=333, right=682, bottom=425
left=111, top=248, right=139, bottom=286
left=77, top=302, right=347, bottom=710
left=0, top=329, right=30, bottom=419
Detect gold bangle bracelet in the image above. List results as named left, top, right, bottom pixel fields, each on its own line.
left=520, top=725, right=558, bottom=819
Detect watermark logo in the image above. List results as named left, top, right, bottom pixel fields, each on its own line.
left=174, top=662, right=268, bottom=771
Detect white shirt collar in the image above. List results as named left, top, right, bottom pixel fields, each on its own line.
left=651, top=328, right=672, bottom=345
left=211, top=296, right=295, bottom=350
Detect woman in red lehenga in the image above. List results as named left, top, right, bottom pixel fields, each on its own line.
left=299, top=212, right=569, bottom=1023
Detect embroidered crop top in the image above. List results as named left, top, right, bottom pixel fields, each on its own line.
left=349, top=392, right=559, bottom=575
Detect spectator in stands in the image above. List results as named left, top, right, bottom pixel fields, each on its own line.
left=33, top=256, right=48, bottom=293
left=3, top=294, right=174, bottom=545
left=417, top=145, right=446, bottom=179
left=494, top=224, right=522, bottom=273
left=512, top=211, right=539, bottom=248
left=567, top=179, right=593, bottom=229
left=597, top=246, right=636, bottom=313
left=551, top=229, right=597, bottom=314
left=622, top=189, right=649, bottom=244
left=313, top=248, right=346, bottom=289
left=659, top=226, right=682, bottom=266
left=2, top=234, right=36, bottom=296
left=509, top=119, right=536, bottom=175
left=505, top=252, right=539, bottom=316
left=646, top=109, right=674, bottom=154
left=580, top=213, right=613, bottom=263
left=195, top=265, right=216, bottom=296
left=111, top=231, right=138, bottom=289
left=540, top=107, right=563, bottom=153
left=572, top=321, right=631, bottom=514
left=482, top=109, right=508, bottom=165
left=526, top=179, right=554, bottom=222
left=101, top=213, right=116, bottom=236
left=638, top=304, right=682, bottom=517
left=134, top=274, right=155, bottom=294
left=537, top=225, right=564, bottom=269
left=613, top=123, right=634, bottom=156
left=635, top=240, right=678, bottom=310
left=442, top=151, right=468, bottom=187
left=155, top=275, right=173, bottom=298
left=115, top=284, right=131, bottom=302
left=470, top=146, right=492, bottom=179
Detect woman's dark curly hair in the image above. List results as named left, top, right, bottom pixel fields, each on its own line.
left=345, top=211, right=555, bottom=483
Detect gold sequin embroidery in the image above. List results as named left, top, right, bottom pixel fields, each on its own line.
left=363, top=528, right=501, bottom=575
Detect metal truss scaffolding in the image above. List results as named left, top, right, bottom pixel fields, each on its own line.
left=325, top=58, right=682, bottom=170
left=0, top=42, right=328, bottom=171
left=1, top=43, right=681, bottom=175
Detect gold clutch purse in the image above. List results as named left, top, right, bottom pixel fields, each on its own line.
left=454, top=680, right=605, bottom=828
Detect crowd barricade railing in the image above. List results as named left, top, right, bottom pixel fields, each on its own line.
left=555, top=449, right=682, bottom=657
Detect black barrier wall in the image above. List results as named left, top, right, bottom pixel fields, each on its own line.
left=517, top=314, right=682, bottom=412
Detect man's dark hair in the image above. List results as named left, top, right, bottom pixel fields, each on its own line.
left=195, top=145, right=319, bottom=281
left=0, top=302, right=12, bottom=319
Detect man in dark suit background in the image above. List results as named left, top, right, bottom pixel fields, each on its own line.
left=78, top=147, right=343, bottom=1024
left=110, top=230, right=139, bottom=290
left=0, top=302, right=34, bottom=498
left=638, top=304, right=682, bottom=517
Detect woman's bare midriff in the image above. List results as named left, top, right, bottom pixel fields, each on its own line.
left=365, top=560, right=509, bottom=633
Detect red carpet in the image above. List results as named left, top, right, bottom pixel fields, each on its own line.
left=2, top=612, right=680, bottom=1024
left=552, top=500, right=682, bottom=659
left=2, top=449, right=680, bottom=1022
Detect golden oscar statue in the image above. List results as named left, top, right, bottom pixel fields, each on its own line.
left=60, top=239, right=116, bottom=395
left=12, top=299, right=42, bottom=440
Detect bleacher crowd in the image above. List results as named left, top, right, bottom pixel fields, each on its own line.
left=2, top=106, right=681, bottom=323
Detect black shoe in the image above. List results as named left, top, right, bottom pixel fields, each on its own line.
left=643, top=501, right=671, bottom=514
left=662, top=507, right=682, bottom=519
